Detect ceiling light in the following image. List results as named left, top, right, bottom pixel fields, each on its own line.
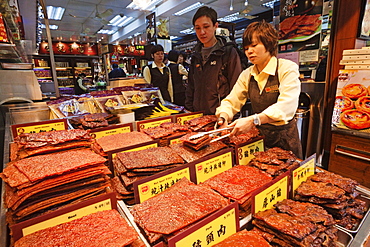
left=244, top=0, right=248, bottom=6
left=173, top=2, right=204, bottom=16
left=46, top=6, right=65, bottom=20
left=41, top=24, right=58, bottom=30
left=109, top=15, right=134, bottom=27
left=170, top=36, right=178, bottom=40
left=218, top=13, right=242, bottom=22
left=262, top=0, right=279, bottom=9
left=117, top=17, right=134, bottom=27
left=97, top=29, right=116, bottom=35
left=180, top=28, right=194, bottom=34
left=229, top=0, right=234, bottom=11
left=128, top=0, right=163, bottom=11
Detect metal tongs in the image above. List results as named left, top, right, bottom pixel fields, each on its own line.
left=189, top=127, right=234, bottom=140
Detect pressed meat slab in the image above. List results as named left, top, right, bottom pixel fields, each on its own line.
left=212, top=230, right=272, bottom=247
left=14, top=209, right=137, bottom=247
left=131, top=178, right=229, bottom=236
left=202, top=165, right=272, bottom=201
left=95, top=131, right=152, bottom=153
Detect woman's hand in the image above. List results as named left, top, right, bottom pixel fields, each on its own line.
left=228, top=116, right=255, bottom=136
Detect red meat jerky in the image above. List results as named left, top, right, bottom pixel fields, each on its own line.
left=14, top=210, right=137, bottom=247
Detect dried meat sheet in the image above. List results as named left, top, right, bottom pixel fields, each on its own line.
left=202, top=165, right=272, bottom=201
left=114, top=146, right=184, bottom=171
left=141, top=127, right=173, bottom=139
left=212, top=230, right=272, bottom=247
left=309, top=171, right=358, bottom=194
left=1, top=148, right=107, bottom=187
left=131, top=178, right=229, bottom=236
left=295, top=180, right=347, bottom=201
left=14, top=210, right=137, bottom=247
left=95, top=131, right=152, bottom=153
left=169, top=141, right=227, bottom=163
left=15, top=129, right=92, bottom=148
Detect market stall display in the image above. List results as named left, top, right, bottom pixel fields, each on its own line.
left=140, top=122, right=189, bottom=146
left=69, top=112, right=119, bottom=129
left=212, top=229, right=272, bottom=247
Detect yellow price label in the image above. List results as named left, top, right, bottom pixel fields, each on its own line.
left=111, top=143, right=158, bottom=159
left=254, top=176, right=288, bottom=213
left=195, top=151, right=233, bottom=184
left=139, top=118, right=172, bottom=129
left=237, top=139, right=264, bottom=165
left=22, top=199, right=112, bottom=236
left=292, top=155, right=315, bottom=193
left=138, top=168, right=190, bottom=203
left=92, top=126, right=131, bottom=139
left=174, top=207, right=237, bottom=247
left=15, top=122, right=66, bottom=136
left=176, top=113, right=203, bottom=125
left=170, top=138, right=183, bottom=145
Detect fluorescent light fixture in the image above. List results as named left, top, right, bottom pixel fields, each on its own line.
left=180, top=28, right=194, bottom=34
left=262, top=0, right=279, bottom=9
left=109, top=15, right=134, bottom=27
left=173, top=2, right=204, bottom=16
left=170, top=36, right=178, bottom=40
left=41, top=24, right=58, bottom=29
left=97, top=29, right=116, bottom=35
left=218, top=12, right=242, bottom=22
left=46, top=6, right=65, bottom=20
left=128, top=0, right=163, bottom=11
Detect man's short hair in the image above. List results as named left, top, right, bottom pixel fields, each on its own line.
left=150, top=44, right=164, bottom=55
left=243, top=20, right=278, bottom=57
left=112, top=63, right=118, bottom=69
left=192, top=6, right=217, bottom=26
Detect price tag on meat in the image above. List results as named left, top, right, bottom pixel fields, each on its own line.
left=168, top=203, right=238, bottom=247
left=195, top=151, right=233, bottom=184
left=176, top=112, right=203, bottom=125
left=11, top=119, right=68, bottom=138
left=292, top=154, right=316, bottom=193
left=137, top=167, right=190, bottom=203
left=90, top=124, right=132, bottom=139
left=237, top=138, right=264, bottom=165
left=137, top=117, right=172, bottom=130
left=253, top=176, right=289, bottom=214
left=21, top=199, right=112, bottom=236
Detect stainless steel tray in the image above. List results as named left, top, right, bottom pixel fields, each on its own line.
left=337, top=227, right=354, bottom=247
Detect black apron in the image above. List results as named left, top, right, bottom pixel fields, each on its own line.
left=149, top=64, right=171, bottom=102
left=247, top=63, right=303, bottom=159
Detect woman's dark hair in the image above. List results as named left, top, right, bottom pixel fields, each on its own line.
left=243, top=20, right=278, bottom=56
left=168, top=50, right=179, bottom=63
left=150, top=44, right=164, bottom=55
left=78, top=73, right=86, bottom=78
left=192, top=6, right=217, bottom=25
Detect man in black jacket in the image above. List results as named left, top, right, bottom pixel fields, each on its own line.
left=185, top=6, right=242, bottom=115
left=108, top=63, right=126, bottom=79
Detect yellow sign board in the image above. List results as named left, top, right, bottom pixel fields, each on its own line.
left=236, top=138, right=264, bottom=165
left=92, top=126, right=131, bottom=139
left=292, top=155, right=315, bottom=193
left=137, top=167, right=190, bottom=203
left=254, top=176, right=288, bottom=213
left=176, top=113, right=203, bottom=125
left=195, top=151, right=233, bottom=184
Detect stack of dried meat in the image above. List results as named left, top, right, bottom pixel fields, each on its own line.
left=253, top=199, right=338, bottom=247
left=184, top=115, right=218, bottom=132
left=179, top=132, right=212, bottom=150
left=294, top=171, right=367, bottom=230
left=202, top=165, right=273, bottom=217
left=0, top=148, right=112, bottom=225
left=212, top=229, right=272, bottom=247
left=10, top=129, right=93, bottom=161
left=169, top=141, right=227, bottom=163
left=92, top=131, right=153, bottom=156
left=248, top=147, right=299, bottom=177
left=140, top=122, right=189, bottom=146
left=131, top=177, right=229, bottom=244
left=69, top=113, right=119, bottom=129
left=227, top=126, right=260, bottom=145
left=14, top=209, right=145, bottom=247
left=112, top=146, right=185, bottom=204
